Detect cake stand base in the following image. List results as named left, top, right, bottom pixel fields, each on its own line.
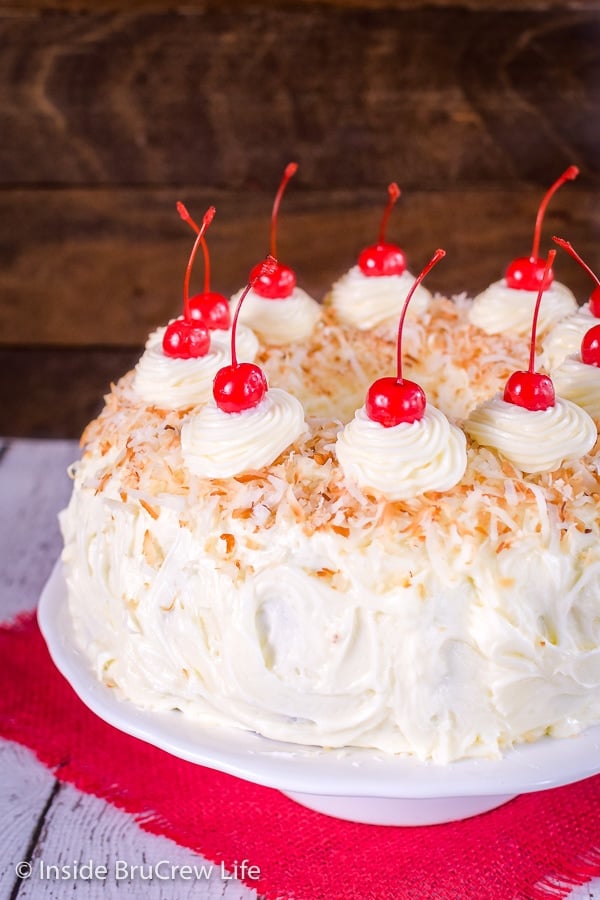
left=282, top=791, right=518, bottom=826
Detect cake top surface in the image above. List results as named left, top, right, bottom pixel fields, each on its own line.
left=76, top=297, right=600, bottom=563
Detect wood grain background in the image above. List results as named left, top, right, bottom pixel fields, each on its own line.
left=1, top=0, right=599, bottom=435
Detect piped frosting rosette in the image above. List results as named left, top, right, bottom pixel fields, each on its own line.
left=541, top=304, right=598, bottom=371
left=230, top=286, right=321, bottom=345
left=181, top=387, right=307, bottom=478
left=552, top=356, right=600, bottom=421
left=336, top=405, right=467, bottom=500
left=133, top=323, right=259, bottom=409
left=328, top=266, right=431, bottom=330
left=464, top=395, right=597, bottom=473
left=469, top=280, right=576, bottom=337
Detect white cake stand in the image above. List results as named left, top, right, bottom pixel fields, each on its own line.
left=38, top=561, right=600, bottom=826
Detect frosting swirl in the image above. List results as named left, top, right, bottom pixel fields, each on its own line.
left=469, top=280, right=576, bottom=337
left=336, top=405, right=467, bottom=499
left=230, top=286, right=321, bottom=345
left=328, top=265, right=431, bottom=330
left=464, top=395, right=597, bottom=473
left=132, top=324, right=259, bottom=410
left=552, top=356, right=600, bottom=421
left=181, top=388, right=307, bottom=477
left=541, top=304, right=597, bottom=371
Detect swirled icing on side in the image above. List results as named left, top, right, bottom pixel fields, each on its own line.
left=552, top=356, right=600, bottom=421
left=229, top=286, right=321, bottom=345
left=328, top=266, right=431, bottom=330
left=133, top=324, right=259, bottom=410
left=181, top=388, right=307, bottom=477
left=464, top=395, right=597, bottom=473
left=336, top=405, right=467, bottom=500
left=469, top=280, right=577, bottom=337
left=541, top=304, right=597, bottom=371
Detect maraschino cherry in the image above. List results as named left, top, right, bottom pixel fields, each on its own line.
left=504, top=250, right=556, bottom=410
left=581, top=324, right=600, bottom=366
left=365, top=249, right=446, bottom=426
left=162, top=207, right=215, bottom=359
left=213, top=257, right=279, bottom=413
left=249, top=163, right=298, bottom=299
left=176, top=201, right=231, bottom=330
left=505, top=166, right=579, bottom=291
left=552, top=236, right=600, bottom=318
left=358, top=182, right=407, bottom=277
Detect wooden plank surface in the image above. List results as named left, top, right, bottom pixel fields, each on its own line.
left=9, top=0, right=600, bottom=10
left=0, top=348, right=140, bottom=438
left=0, top=439, right=75, bottom=619
left=1, top=186, right=598, bottom=347
left=1, top=6, right=599, bottom=190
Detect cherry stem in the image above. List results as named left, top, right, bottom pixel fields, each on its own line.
left=178, top=202, right=214, bottom=299
left=528, top=249, right=556, bottom=373
left=270, top=162, right=298, bottom=258
left=552, top=236, right=600, bottom=289
left=530, top=165, right=579, bottom=261
left=396, top=249, right=445, bottom=382
left=230, top=255, right=279, bottom=367
left=378, top=182, right=401, bottom=244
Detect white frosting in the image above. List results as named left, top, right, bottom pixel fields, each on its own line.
left=336, top=404, right=466, bottom=499
left=552, top=356, right=600, bottom=421
left=133, top=324, right=259, bottom=410
left=464, top=395, right=597, bottom=473
left=61, top=428, right=600, bottom=763
left=181, top=388, right=307, bottom=477
left=230, top=286, right=321, bottom=345
left=541, top=304, right=598, bottom=371
left=469, top=280, right=577, bottom=337
left=329, top=266, right=431, bottom=330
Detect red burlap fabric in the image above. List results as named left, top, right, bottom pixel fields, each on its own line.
left=1, top=612, right=600, bottom=900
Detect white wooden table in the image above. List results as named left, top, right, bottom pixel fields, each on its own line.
left=0, top=438, right=597, bottom=900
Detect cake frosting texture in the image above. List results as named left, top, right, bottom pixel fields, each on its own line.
left=60, top=293, right=600, bottom=764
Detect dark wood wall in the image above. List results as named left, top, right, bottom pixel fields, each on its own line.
left=2, top=0, right=600, bottom=436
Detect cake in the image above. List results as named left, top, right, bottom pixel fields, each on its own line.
left=59, top=205, right=600, bottom=765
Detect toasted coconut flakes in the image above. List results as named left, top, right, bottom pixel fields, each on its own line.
left=160, top=598, right=176, bottom=612
left=232, top=508, right=253, bottom=520
left=220, top=533, right=236, bottom=555
left=142, top=530, right=164, bottom=568
left=139, top=499, right=160, bottom=520
left=94, top=472, right=110, bottom=495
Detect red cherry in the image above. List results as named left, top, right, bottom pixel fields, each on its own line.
left=213, top=256, right=278, bottom=413
left=505, top=256, right=549, bottom=292
left=253, top=162, right=298, bottom=300
left=581, top=324, right=600, bottom=367
left=358, top=183, right=407, bottom=278
left=358, top=243, right=407, bottom=277
left=162, top=205, right=215, bottom=359
left=552, top=236, right=600, bottom=318
left=188, top=292, right=231, bottom=330
left=503, top=371, right=555, bottom=411
left=249, top=259, right=296, bottom=299
left=505, top=166, right=578, bottom=290
left=213, top=362, right=268, bottom=413
left=504, top=250, right=556, bottom=411
left=162, top=317, right=210, bottom=359
left=177, top=202, right=231, bottom=329
left=365, top=249, right=446, bottom=427
left=366, top=377, right=425, bottom=426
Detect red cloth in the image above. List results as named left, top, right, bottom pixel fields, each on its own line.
left=1, top=612, right=600, bottom=900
